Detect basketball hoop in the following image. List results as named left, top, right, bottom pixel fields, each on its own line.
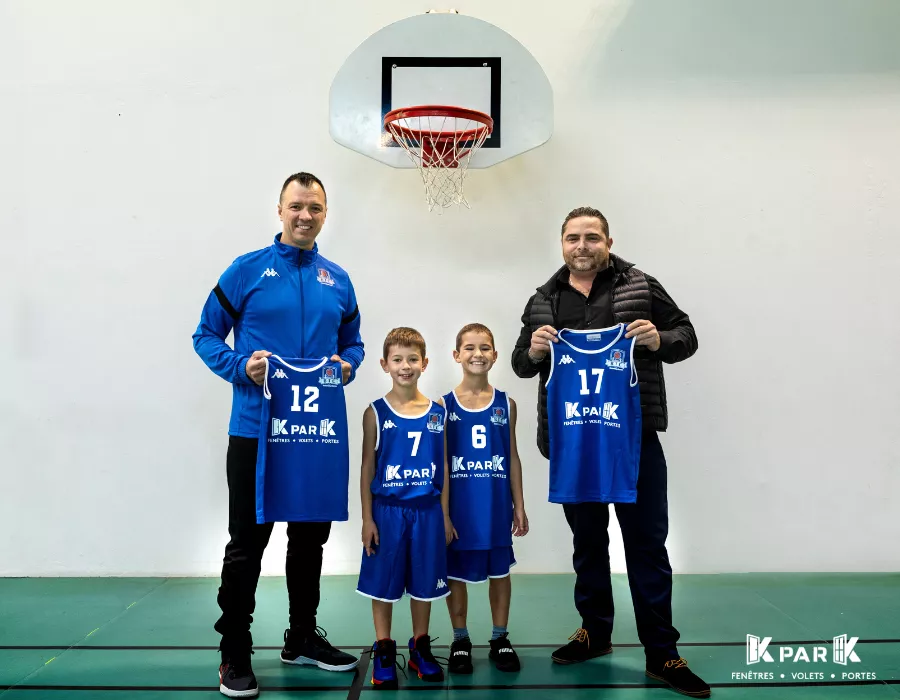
left=384, top=105, right=493, bottom=212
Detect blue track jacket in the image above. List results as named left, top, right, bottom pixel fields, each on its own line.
left=193, top=234, right=365, bottom=437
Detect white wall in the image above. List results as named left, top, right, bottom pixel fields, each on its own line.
left=2, top=0, right=899, bottom=576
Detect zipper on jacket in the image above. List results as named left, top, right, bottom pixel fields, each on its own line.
left=298, top=260, right=305, bottom=357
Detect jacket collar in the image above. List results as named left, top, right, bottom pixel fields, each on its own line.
left=537, top=254, right=634, bottom=295
left=273, top=233, right=319, bottom=267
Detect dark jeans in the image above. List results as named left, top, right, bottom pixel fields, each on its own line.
left=214, top=436, right=332, bottom=653
left=562, top=429, right=680, bottom=662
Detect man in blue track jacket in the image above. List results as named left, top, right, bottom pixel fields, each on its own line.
left=193, top=172, right=364, bottom=698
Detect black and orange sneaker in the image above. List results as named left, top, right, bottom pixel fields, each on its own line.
left=646, top=657, right=711, bottom=698
left=551, top=628, right=612, bottom=664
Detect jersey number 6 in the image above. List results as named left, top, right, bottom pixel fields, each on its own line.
left=472, top=425, right=486, bottom=449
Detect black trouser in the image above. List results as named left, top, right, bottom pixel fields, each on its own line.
left=562, top=429, right=680, bottom=662
left=214, top=436, right=332, bottom=654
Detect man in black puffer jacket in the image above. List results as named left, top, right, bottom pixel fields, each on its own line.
left=511, top=207, right=709, bottom=698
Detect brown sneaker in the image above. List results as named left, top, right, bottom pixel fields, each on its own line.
left=550, top=628, right=613, bottom=664
left=646, top=657, right=711, bottom=697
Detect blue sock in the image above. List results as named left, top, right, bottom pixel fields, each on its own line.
left=453, top=627, right=469, bottom=642
left=492, top=625, right=508, bottom=641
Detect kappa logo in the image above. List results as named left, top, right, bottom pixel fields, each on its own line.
left=558, top=354, right=575, bottom=365
left=436, top=579, right=447, bottom=589
left=316, top=268, right=335, bottom=286
left=449, top=412, right=461, bottom=421
left=261, top=268, right=279, bottom=277
left=271, top=418, right=288, bottom=436
left=382, top=420, right=396, bottom=430
left=271, top=368, right=288, bottom=379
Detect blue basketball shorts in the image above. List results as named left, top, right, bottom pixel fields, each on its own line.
left=357, top=497, right=449, bottom=602
left=447, top=546, right=516, bottom=584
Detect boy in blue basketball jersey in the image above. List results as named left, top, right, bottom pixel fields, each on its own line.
left=357, top=328, right=452, bottom=689
left=441, top=324, right=529, bottom=674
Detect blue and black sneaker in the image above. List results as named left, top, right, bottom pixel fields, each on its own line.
left=370, top=638, right=404, bottom=689
left=408, top=635, right=445, bottom=682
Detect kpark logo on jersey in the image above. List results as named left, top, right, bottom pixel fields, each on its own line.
left=385, top=463, right=436, bottom=482
left=558, top=354, right=575, bottom=365
left=736, top=634, right=873, bottom=683
left=261, top=268, right=279, bottom=277
left=271, top=368, right=288, bottom=379
left=605, top=348, right=628, bottom=371
left=270, top=417, right=339, bottom=440
left=316, top=268, right=335, bottom=286
left=564, top=402, right=620, bottom=426
left=319, top=365, right=341, bottom=387
left=490, top=407, right=507, bottom=426
left=426, top=412, right=444, bottom=433
left=451, top=455, right=505, bottom=473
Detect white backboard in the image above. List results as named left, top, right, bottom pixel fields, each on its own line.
left=329, top=12, right=553, bottom=169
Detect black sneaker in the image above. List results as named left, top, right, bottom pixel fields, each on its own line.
left=489, top=633, right=521, bottom=672
left=551, top=628, right=612, bottom=664
left=219, top=651, right=258, bottom=698
left=448, top=637, right=473, bottom=674
left=280, top=626, right=359, bottom=671
left=646, top=657, right=711, bottom=698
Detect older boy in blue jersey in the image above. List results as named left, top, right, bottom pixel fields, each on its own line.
left=357, top=328, right=452, bottom=689
left=441, top=324, right=529, bottom=674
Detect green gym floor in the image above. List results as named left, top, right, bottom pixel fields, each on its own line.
left=1, top=574, right=898, bottom=699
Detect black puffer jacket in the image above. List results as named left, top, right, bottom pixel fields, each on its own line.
left=511, top=254, right=698, bottom=459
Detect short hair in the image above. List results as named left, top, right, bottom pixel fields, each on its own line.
left=383, top=327, right=427, bottom=360
left=455, top=323, right=496, bottom=351
left=561, top=206, right=609, bottom=238
left=279, top=172, right=327, bottom=204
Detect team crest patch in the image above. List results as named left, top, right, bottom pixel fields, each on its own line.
left=318, top=365, right=342, bottom=386
left=490, top=407, right=508, bottom=426
left=316, top=268, right=335, bottom=286
left=605, top=348, right=628, bottom=371
left=426, top=412, right=444, bottom=433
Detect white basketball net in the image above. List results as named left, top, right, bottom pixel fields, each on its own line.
left=385, top=112, right=491, bottom=212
